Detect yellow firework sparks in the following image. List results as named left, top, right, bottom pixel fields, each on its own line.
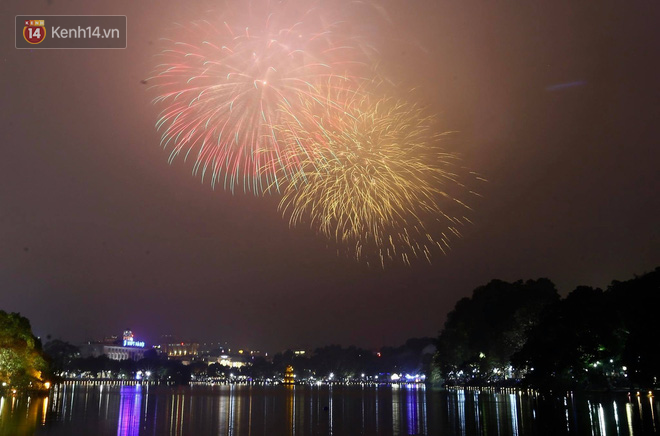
left=271, top=84, right=479, bottom=266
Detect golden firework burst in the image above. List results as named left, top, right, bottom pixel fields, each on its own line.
left=271, top=83, right=479, bottom=266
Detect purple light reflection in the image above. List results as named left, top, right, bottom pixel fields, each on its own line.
left=117, top=385, right=142, bottom=436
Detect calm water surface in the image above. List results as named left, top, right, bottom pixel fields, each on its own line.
left=0, top=383, right=658, bottom=435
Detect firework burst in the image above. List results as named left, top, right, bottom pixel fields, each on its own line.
left=272, top=84, right=480, bottom=266
left=149, top=1, right=370, bottom=193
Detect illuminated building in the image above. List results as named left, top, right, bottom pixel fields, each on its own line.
left=95, top=344, right=145, bottom=361
left=283, top=366, right=295, bottom=385
left=161, top=341, right=199, bottom=358
left=80, top=329, right=148, bottom=361
left=217, top=354, right=250, bottom=368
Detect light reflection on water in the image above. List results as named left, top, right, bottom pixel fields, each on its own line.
left=117, top=385, right=141, bottom=436
left=0, top=384, right=657, bottom=435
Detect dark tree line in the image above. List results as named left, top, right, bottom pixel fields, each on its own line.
left=266, top=339, right=436, bottom=380
left=435, top=267, right=660, bottom=390
left=182, top=340, right=436, bottom=382
left=45, top=347, right=193, bottom=384
left=434, top=278, right=558, bottom=385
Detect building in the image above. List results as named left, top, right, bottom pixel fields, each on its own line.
left=160, top=341, right=199, bottom=358
left=283, top=366, right=295, bottom=385
left=79, top=329, right=148, bottom=361
left=217, top=354, right=251, bottom=368
left=79, top=343, right=146, bottom=361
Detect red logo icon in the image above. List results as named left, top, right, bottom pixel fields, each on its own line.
left=23, top=20, right=46, bottom=44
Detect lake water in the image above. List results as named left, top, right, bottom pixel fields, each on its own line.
left=0, top=383, right=658, bottom=435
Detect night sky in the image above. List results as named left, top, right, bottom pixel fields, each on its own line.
left=1, top=0, right=658, bottom=352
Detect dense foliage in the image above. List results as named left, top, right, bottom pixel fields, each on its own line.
left=0, top=311, right=49, bottom=391
left=435, top=268, right=660, bottom=390
left=267, top=339, right=436, bottom=380
left=435, top=278, right=559, bottom=385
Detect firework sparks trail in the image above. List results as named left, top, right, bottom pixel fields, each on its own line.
left=271, top=82, right=481, bottom=266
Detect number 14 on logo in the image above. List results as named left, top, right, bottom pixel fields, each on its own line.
left=24, top=20, right=46, bottom=44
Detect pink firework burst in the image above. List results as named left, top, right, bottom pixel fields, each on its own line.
left=149, top=0, right=371, bottom=193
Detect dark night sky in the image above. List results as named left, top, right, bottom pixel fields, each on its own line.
left=1, top=1, right=659, bottom=352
